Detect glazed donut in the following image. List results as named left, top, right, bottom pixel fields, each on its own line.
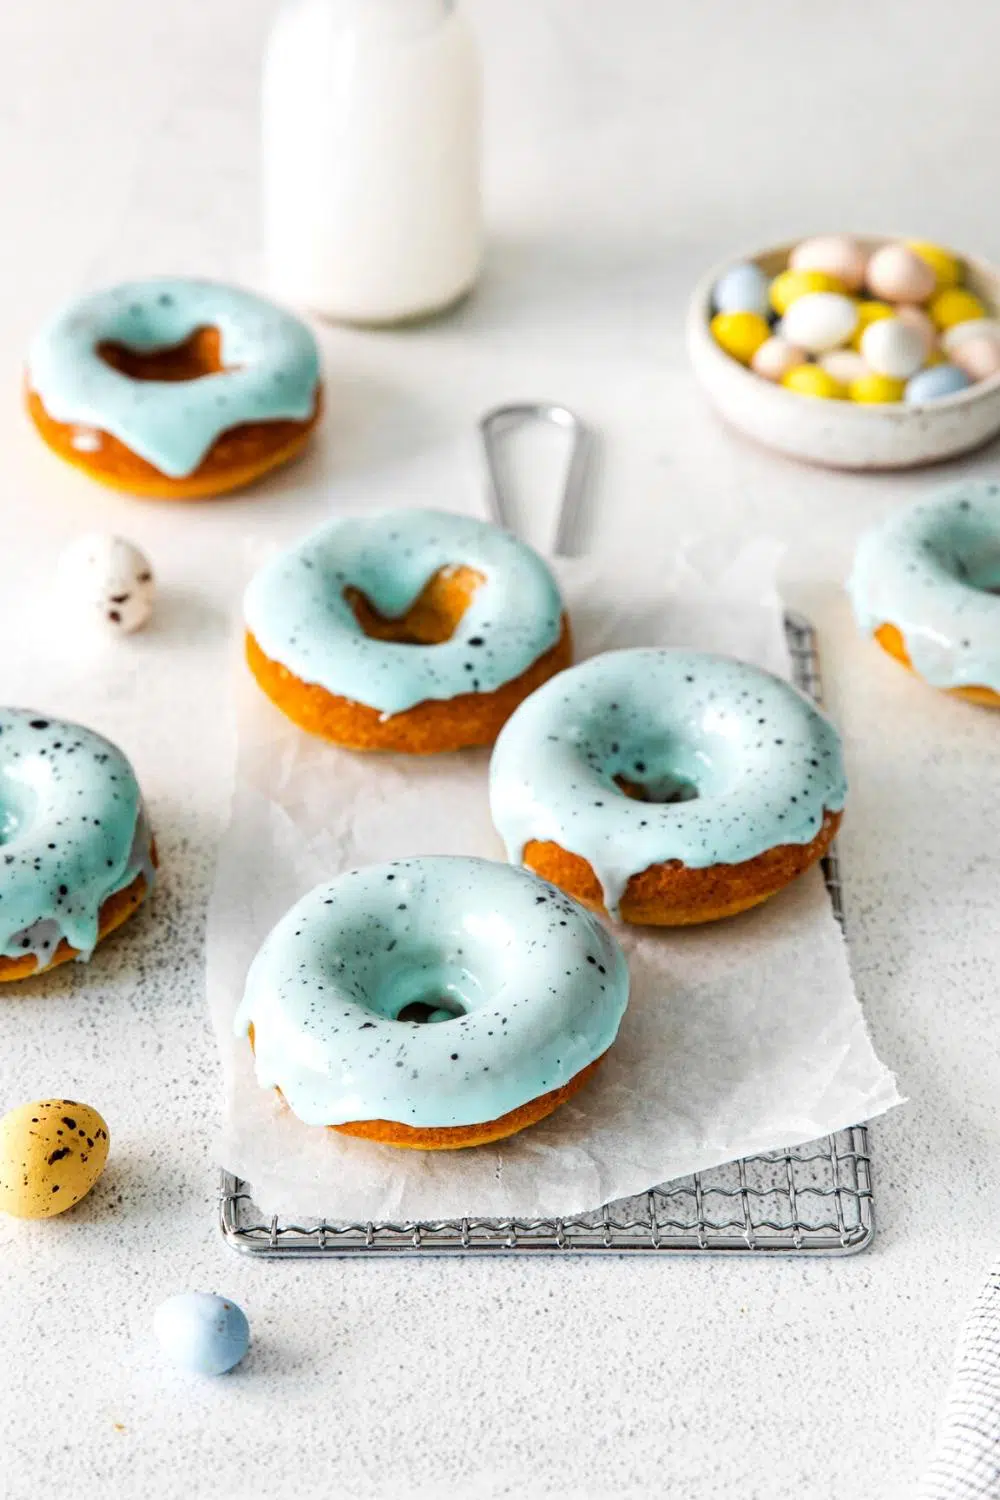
left=849, top=481, right=1000, bottom=707
left=0, top=710, right=156, bottom=981
left=244, top=508, right=572, bottom=753
left=25, top=278, right=321, bottom=500
left=235, top=856, right=628, bottom=1150
left=489, top=648, right=846, bottom=927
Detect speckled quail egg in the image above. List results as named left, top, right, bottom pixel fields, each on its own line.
left=57, top=533, right=155, bottom=634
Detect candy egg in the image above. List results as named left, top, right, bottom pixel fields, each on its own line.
left=850, top=301, right=894, bottom=350
left=751, top=335, right=807, bottom=381
left=951, top=335, right=1000, bottom=381
left=769, top=269, right=847, bottom=315
left=713, top=262, right=770, bottom=317
left=0, top=1099, right=109, bottom=1219
left=929, top=287, right=987, bottom=329
left=154, top=1293, right=250, bottom=1376
left=865, top=244, right=937, bottom=304
left=893, top=305, right=937, bottom=358
left=906, top=240, right=962, bottom=290
left=904, top=364, right=971, bottom=402
left=781, top=292, right=858, bottom=353
left=818, top=349, right=868, bottom=385
left=57, top=534, right=155, bottom=634
left=710, top=311, right=770, bottom=364
left=941, top=318, right=1000, bottom=355
left=789, top=235, right=868, bottom=292
left=860, top=317, right=927, bottom=379
left=781, top=365, right=846, bottom=400
left=848, top=373, right=905, bottom=404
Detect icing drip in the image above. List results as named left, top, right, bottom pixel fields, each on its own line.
left=244, top=508, right=565, bottom=715
left=27, top=278, right=320, bottom=478
left=0, top=710, right=152, bottom=965
left=235, top=856, right=628, bottom=1129
left=488, top=648, right=847, bottom=916
left=848, top=481, right=1000, bottom=693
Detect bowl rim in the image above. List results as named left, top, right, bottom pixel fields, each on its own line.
left=688, top=234, right=1000, bottom=413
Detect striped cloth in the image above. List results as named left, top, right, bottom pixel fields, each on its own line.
left=920, top=1265, right=1000, bottom=1497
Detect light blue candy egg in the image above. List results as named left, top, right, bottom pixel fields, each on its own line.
left=154, top=1292, right=250, bottom=1376
left=712, top=262, right=770, bottom=317
left=905, top=364, right=971, bottom=403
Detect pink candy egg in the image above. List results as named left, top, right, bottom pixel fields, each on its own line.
left=818, top=349, right=868, bottom=384
left=789, top=235, right=868, bottom=292
left=751, top=335, right=806, bottom=381
left=894, top=304, right=937, bottom=358
left=951, top=335, right=1000, bottom=381
left=865, top=244, right=937, bottom=304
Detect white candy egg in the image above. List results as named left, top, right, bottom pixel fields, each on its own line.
left=57, top=534, right=155, bottom=634
left=818, top=349, right=868, bottom=385
left=781, top=292, right=859, bottom=353
left=859, top=316, right=927, bottom=379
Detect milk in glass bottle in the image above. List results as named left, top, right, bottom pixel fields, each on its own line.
left=263, top=0, right=482, bottom=324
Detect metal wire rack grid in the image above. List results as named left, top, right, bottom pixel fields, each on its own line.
left=220, top=613, right=873, bottom=1258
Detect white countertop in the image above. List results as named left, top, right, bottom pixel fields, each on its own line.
left=2, top=1, right=999, bottom=1495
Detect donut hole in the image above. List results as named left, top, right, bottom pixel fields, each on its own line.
left=362, top=958, right=483, bottom=1025
left=344, top=565, right=486, bottom=647
left=396, top=997, right=466, bottom=1024
left=96, top=326, right=236, bottom=383
left=614, top=771, right=700, bottom=804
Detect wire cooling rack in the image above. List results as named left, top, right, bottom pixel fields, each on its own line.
left=220, top=614, right=874, bottom=1258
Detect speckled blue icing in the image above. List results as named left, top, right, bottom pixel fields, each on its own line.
left=489, top=649, right=846, bottom=916
left=848, top=481, right=1000, bottom=694
left=27, top=278, right=320, bottom=477
left=243, top=509, right=565, bottom=716
left=235, top=856, right=628, bottom=1130
left=0, top=710, right=154, bottom=969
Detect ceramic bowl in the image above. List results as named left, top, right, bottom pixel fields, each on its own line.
left=686, top=237, right=1000, bottom=470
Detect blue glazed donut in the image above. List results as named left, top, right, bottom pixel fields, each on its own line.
left=0, top=710, right=155, bottom=979
left=26, top=278, right=321, bottom=498
left=849, top=480, right=1000, bottom=706
left=489, top=648, right=846, bottom=926
left=244, top=509, right=572, bottom=752
left=235, top=856, right=628, bottom=1149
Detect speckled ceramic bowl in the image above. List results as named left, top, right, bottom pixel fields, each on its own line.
left=686, top=237, right=1000, bottom=470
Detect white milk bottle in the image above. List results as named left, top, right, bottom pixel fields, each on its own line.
left=263, top=0, right=482, bottom=325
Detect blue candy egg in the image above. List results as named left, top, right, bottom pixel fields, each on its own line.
left=905, top=364, right=971, bottom=403
left=154, top=1292, right=250, bottom=1376
left=712, top=262, right=770, bottom=318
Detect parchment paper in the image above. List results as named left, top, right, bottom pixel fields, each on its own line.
left=207, top=536, right=901, bottom=1221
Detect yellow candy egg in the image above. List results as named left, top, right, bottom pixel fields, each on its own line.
left=770, top=269, right=847, bottom=315
left=0, top=1099, right=109, bottom=1219
left=929, top=287, right=987, bottom=330
left=710, top=311, right=771, bottom=364
left=850, top=301, right=894, bottom=350
left=848, top=373, right=906, bottom=404
left=906, top=240, right=962, bottom=289
left=781, top=364, right=846, bottom=400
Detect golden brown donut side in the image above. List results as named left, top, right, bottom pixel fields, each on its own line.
left=245, top=615, right=574, bottom=753
left=874, top=621, right=1000, bottom=708
left=0, top=840, right=158, bottom=983
left=522, top=809, right=842, bottom=926
left=24, top=382, right=321, bottom=502
left=248, top=1024, right=605, bottom=1150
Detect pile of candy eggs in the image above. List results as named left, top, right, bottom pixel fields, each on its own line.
left=709, top=236, right=1000, bottom=404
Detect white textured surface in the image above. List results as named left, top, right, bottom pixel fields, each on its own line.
left=1, top=2, right=999, bottom=1497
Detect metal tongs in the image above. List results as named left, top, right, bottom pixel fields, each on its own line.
left=479, top=403, right=592, bottom=557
